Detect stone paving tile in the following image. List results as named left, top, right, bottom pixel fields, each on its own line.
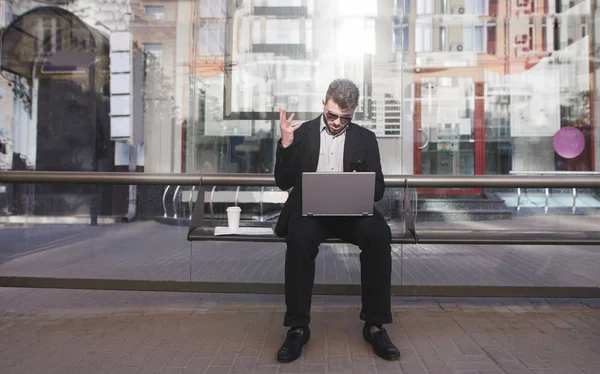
left=0, top=293, right=598, bottom=373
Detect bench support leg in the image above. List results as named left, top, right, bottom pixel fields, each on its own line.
left=188, top=185, right=206, bottom=238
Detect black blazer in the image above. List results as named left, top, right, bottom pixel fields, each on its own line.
left=273, top=115, right=385, bottom=237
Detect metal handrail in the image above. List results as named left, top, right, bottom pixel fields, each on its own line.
left=510, top=171, right=600, bottom=175
left=1, top=171, right=600, bottom=188
left=401, top=175, right=600, bottom=188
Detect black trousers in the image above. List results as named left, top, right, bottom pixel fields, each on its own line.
left=283, top=209, right=393, bottom=327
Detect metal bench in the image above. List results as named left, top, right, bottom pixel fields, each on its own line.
left=186, top=175, right=600, bottom=246
left=186, top=181, right=417, bottom=244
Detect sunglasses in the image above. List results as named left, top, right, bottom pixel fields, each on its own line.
left=325, top=111, right=352, bottom=125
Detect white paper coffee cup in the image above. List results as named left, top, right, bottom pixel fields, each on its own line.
left=226, top=206, right=241, bottom=232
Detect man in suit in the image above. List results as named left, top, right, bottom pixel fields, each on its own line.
left=274, top=79, right=400, bottom=363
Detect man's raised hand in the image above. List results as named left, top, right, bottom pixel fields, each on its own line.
left=280, top=108, right=302, bottom=148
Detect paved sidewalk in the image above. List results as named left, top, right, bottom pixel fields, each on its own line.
left=0, top=289, right=599, bottom=373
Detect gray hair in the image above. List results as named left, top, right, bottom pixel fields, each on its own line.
left=325, top=79, right=360, bottom=110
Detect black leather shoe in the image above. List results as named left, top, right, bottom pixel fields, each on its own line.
left=277, top=326, right=310, bottom=363
left=363, top=323, right=400, bottom=361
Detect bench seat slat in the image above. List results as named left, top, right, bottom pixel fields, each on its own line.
left=416, top=230, right=600, bottom=245
left=188, top=227, right=417, bottom=243
left=187, top=228, right=600, bottom=245
left=184, top=183, right=600, bottom=246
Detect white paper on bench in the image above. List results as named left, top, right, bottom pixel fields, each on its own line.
left=214, top=226, right=274, bottom=236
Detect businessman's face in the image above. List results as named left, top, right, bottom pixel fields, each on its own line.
left=322, top=99, right=355, bottom=135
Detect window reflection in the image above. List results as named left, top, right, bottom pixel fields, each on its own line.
left=144, top=6, right=165, bottom=21
left=0, top=0, right=596, bottom=183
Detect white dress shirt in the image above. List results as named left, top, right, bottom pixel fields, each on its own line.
left=316, top=115, right=346, bottom=172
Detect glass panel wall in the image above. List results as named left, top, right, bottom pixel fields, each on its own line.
left=0, top=183, right=194, bottom=282
left=188, top=0, right=405, bottom=175
left=406, top=0, right=596, bottom=178
left=1, top=1, right=598, bottom=181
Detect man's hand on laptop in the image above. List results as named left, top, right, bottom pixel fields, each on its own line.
left=280, top=108, right=303, bottom=148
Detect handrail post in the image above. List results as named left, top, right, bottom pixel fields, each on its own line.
left=210, top=186, right=216, bottom=225
left=189, top=185, right=196, bottom=220
left=403, top=179, right=417, bottom=243
left=172, top=185, right=181, bottom=219
left=187, top=184, right=206, bottom=237
left=162, top=185, right=171, bottom=218
left=259, top=186, right=264, bottom=222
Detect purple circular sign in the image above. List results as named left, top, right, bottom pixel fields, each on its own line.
left=553, top=126, right=585, bottom=159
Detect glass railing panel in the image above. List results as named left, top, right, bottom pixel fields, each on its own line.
left=403, top=186, right=600, bottom=287
left=401, top=241, right=600, bottom=287
left=0, top=183, right=191, bottom=282
left=0, top=0, right=599, bottom=294
left=413, top=187, right=600, bottom=232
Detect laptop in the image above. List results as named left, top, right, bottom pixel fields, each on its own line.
left=301, top=172, right=375, bottom=217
